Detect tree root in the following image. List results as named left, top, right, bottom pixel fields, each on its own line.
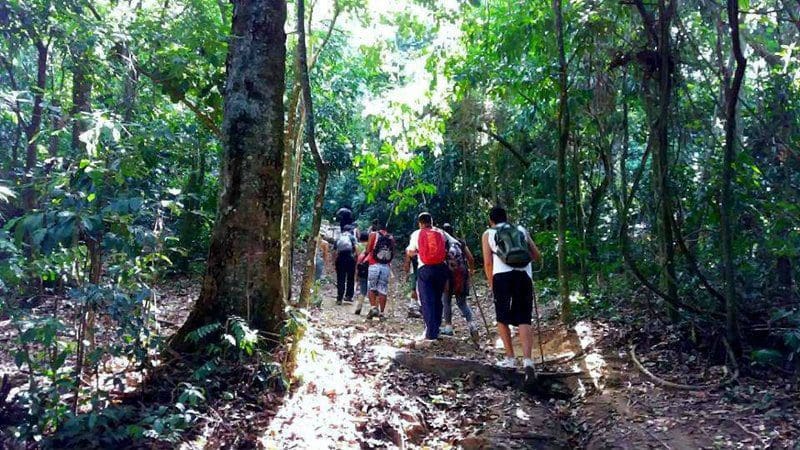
left=629, top=343, right=739, bottom=391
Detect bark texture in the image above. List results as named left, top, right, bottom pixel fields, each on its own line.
left=173, top=0, right=287, bottom=348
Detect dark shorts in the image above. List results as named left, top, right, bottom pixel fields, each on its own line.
left=492, top=270, right=533, bottom=326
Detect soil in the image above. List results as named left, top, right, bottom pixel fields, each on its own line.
left=1, top=258, right=799, bottom=449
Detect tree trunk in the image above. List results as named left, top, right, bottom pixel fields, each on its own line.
left=296, top=0, right=330, bottom=306
left=654, top=0, right=679, bottom=318
left=22, top=41, right=48, bottom=210
left=172, top=0, right=287, bottom=349
left=71, top=46, right=92, bottom=153
left=721, top=0, right=746, bottom=353
left=554, top=0, right=571, bottom=322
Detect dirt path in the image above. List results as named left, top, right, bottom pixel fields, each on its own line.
left=261, top=265, right=574, bottom=449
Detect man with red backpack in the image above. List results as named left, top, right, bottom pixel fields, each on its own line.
left=406, top=212, right=457, bottom=343
left=365, top=220, right=395, bottom=319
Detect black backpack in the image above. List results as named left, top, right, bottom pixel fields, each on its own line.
left=493, top=223, right=532, bottom=268
left=372, top=232, right=394, bottom=264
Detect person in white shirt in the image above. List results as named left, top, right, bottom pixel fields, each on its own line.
left=406, top=212, right=458, bottom=343
left=481, top=206, right=542, bottom=370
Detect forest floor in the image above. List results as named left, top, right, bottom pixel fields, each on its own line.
left=1, top=263, right=799, bottom=448
left=256, top=261, right=800, bottom=449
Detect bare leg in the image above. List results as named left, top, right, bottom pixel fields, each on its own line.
left=368, top=291, right=378, bottom=307
left=497, top=322, right=515, bottom=357
left=378, top=294, right=387, bottom=313
left=518, top=324, right=533, bottom=359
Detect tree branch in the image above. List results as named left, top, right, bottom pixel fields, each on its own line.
left=477, top=126, right=530, bottom=168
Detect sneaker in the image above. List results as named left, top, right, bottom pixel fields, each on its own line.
left=496, top=357, right=517, bottom=369
left=336, top=299, right=343, bottom=305
left=344, top=297, right=353, bottom=304
left=440, top=325, right=454, bottom=336
left=366, top=307, right=379, bottom=320
left=378, top=313, right=386, bottom=321
left=523, top=358, right=537, bottom=379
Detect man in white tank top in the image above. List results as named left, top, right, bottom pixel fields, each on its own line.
left=481, top=207, right=541, bottom=370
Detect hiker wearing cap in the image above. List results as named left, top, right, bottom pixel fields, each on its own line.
left=440, top=223, right=479, bottom=342
left=365, top=220, right=395, bottom=319
left=481, top=206, right=542, bottom=371
left=406, top=212, right=458, bottom=343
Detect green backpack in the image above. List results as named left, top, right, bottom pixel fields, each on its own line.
left=493, top=223, right=532, bottom=268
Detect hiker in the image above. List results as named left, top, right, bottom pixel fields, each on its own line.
left=354, top=231, right=370, bottom=315
left=365, top=220, right=395, bottom=319
left=403, top=252, right=422, bottom=318
left=334, top=225, right=357, bottom=305
left=336, top=206, right=354, bottom=232
left=315, top=235, right=331, bottom=281
left=440, top=223, right=478, bottom=342
left=481, top=206, right=542, bottom=371
left=406, top=212, right=456, bottom=343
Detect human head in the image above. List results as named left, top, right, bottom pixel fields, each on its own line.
left=359, top=231, right=369, bottom=242
left=489, top=206, right=508, bottom=226
left=379, top=220, right=388, bottom=231
left=442, top=223, right=453, bottom=234
left=417, top=212, right=433, bottom=228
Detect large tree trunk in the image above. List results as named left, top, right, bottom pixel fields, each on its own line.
left=172, top=0, right=287, bottom=349
left=554, top=0, right=571, bottom=322
left=721, top=0, right=746, bottom=353
left=296, top=0, right=330, bottom=306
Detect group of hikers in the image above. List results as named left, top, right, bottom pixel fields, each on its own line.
left=318, top=206, right=542, bottom=371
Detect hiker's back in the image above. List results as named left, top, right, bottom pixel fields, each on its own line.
left=485, top=223, right=533, bottom=276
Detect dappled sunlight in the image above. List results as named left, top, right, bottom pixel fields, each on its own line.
left=573, top=321, right=607, bottom=391
left=261, top=328, right=378, bottom=448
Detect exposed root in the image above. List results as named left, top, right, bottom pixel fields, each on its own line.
left=629, top=343, right=738, bottom=391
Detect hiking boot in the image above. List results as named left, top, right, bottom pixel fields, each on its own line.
left=378, top=312, right=386, bottom=321
left=336, top=298, right=343, bottom=305
left=366, top=307, right=379, bottom=320
left=440, top=325, right=454, bottom=336
left=496, top=357, right=517, bottom=369
left=468, top=322, right=480, bottom=346
left=407, top=307, right=421, bottom=319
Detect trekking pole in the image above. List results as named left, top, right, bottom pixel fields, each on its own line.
left=532, top=277, right=545, bottom=365
left=470, top=283, right=492, bottom=337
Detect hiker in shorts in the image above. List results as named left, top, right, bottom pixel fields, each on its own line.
left=334, top=225, right=357, bottom=305
left=354, top=231, right=370, bottom=315
left=365, top=221, right=395, bottom=319
left=406, top=212, right=457, bottom=343
left=440, top=223, right=478, bottom=342
left=481, top=206, right=541, bottom=371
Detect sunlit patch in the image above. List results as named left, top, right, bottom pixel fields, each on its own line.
left=260, top=330, right=379, bottom=448
left=573, top=321, right=607, bottom=390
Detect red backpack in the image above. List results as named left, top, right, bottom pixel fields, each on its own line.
left=418, top=228, right=446, bottom=265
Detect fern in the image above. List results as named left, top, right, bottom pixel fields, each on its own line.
left=184, top=322, right=221, bottom=343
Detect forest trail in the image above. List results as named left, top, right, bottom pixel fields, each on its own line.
left=256, top=260, right=798, bottom=449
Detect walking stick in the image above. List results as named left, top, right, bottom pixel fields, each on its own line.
left=470, top=283, right=492, bottom=337
left=532, top=277, right=545, bottom=364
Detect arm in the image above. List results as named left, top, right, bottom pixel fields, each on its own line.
left=464, top=243, right=476, bottom=272
left=406, top=230, right=418, bottom=258
left=482, top=232, right=493, bottom=289
left=527, top=234, right=541, bottom=263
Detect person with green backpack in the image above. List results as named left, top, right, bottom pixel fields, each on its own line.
left=481, top=206, right=541, bottom=371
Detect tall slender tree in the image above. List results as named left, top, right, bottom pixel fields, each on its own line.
left=172, top=0, right=287, bottom=348
left=554, top=0, right=572, bottom=322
